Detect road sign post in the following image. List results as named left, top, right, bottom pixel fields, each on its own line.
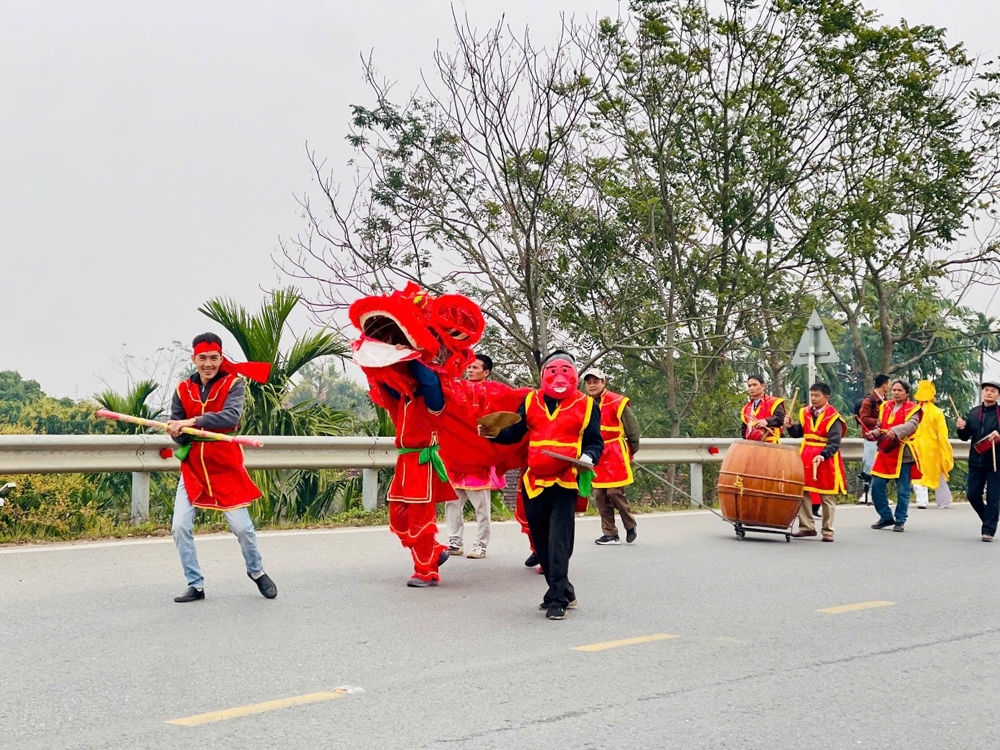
left=791, top=309, right=839, bottom=385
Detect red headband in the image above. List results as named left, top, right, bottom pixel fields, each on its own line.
left=193, top=341, right=223, bottom=355
left=192, top=341, right=271, bottom=383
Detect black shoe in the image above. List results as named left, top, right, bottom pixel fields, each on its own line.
left=524, top=553, right=538, bottom=567
left=437, top=549, right=450, bottom=568
left=407, top=576, right=439, bottom=587
left=539, top=599, right=578, bottom=611
left=871, top=519, right=895, bottom=529
left=596, top=535, right=621, bottom=545
left=546, top=606, right=567, bottom=620
left=248, top=572, right=277, bottom=599
left=893, top=523, right=904, bottom=532
left=626, top=525, right=637, bottom=544
left=812, top=504, right=822, bottom=518
left=174, top=586, right=204, bottom=603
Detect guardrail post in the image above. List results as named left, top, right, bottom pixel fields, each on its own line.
left=689, top=463, right=703, bottom=507
left=362, top=469, right=378, bottom=511
left=131, top=472, right=150, bottom=525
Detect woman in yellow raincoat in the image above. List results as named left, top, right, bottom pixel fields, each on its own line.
left=912, top=380, right=954, bottom=508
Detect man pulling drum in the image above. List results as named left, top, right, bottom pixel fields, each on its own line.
left=783, top=382, right=847, bottom=542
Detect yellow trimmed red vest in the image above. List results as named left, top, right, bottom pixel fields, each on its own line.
left=175, top=373, right=261, bottom=511
left=522, top=390, right=594, bottom=498
left=742, top=395, right=784, bottom=443
left=592, top=390, right=634, bottom=488
left=871, top=400, right=923, bottom=480
left=797, top=404, right=847, bottom=495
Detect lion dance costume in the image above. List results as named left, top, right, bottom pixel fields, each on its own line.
left=349, top=283, right=528, bottom=587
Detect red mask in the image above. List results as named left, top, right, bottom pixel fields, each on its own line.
left=541, top=358, right=578, bottom=400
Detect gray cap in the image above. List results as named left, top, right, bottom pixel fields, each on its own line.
left=982, top=381, right=1000, bottom=391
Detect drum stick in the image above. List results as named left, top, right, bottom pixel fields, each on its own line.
left=788, top=387, right=800, bottom=421
left=947, top=394, right=960, bottom=419
left=812, top=462, right=818, bottom=481
left=993, top=440, right=996, bottom=473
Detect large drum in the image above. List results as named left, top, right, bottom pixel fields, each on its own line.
left=717, top=440, right=804, bottom=530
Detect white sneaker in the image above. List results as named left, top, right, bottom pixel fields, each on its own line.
left=467, top=543, right=486, bottom=559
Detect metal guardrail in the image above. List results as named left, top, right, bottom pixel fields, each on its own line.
left=0, top=436, right=971, bottom=523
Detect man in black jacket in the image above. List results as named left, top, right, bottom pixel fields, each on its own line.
left=957, top=381, right=1000, bottom=541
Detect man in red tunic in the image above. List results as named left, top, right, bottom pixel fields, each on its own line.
left=378, top=358, right=454, bottom=587
left=486, top=351, right=604, bottom=621
left=583, top=368, right=641, bottom=546
left=867, top=380, right=922, bottom=532
left=784, top=382, right=847, bottom=542
left=741, top=374, right=786, bottom=443
left=167, top=333, right=277, bottom=603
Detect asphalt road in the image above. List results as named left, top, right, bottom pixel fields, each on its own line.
left=2, top=502, right=998, bottom=750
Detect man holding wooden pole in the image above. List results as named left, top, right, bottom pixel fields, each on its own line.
left=166, top=332, right=277, bottom=603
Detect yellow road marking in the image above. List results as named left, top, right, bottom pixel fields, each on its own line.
left=573, top=634, right=679, bottom=652
left=817, top=600, right=895, bottom=615
left=167, top=689, right=347, bottom=726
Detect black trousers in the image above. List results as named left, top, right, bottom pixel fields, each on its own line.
left=523, top=483, right=577, bottom=608
left=967, top=466, right=1000, bottom=536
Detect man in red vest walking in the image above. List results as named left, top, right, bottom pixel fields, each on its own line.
left=784, top=382, right=847, bottom=542
left=486, top=351, right=603, bottom=621
left=583, top=368, right=641, bottom=545
left=867, top=380, right=922, bottom=532
left=167, top=332, right=277, bottom=603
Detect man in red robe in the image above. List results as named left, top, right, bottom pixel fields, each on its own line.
left=167, top=333, right=277, bottom=603
left=784, top=382, right=847, bottom=542
left=486, top=351, right=604, bottom=621
left=583, top=368, right=641, bottom=546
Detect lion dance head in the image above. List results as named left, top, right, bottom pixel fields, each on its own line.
left=349, top=282, right=486, bottom=399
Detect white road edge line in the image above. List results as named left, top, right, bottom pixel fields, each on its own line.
left=0, top=503, right=882, bottom=556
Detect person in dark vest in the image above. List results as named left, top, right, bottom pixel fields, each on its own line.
left=167, top=332, right=277, bottom=603
left=855, top=374, right=891, bottom=504
left=957, top=381, right=1000, bottom=541
left=582, top=368, right=641, bottom=546
left=484, top=351, right=603, bottom=621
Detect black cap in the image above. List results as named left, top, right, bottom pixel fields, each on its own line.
left=541, top=350, right=576, bottom=367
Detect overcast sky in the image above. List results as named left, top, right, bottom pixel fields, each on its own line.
left=1, top=0, right=998, bottom=399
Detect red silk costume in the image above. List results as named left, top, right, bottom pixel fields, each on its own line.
left=742, top=395, right=785, bottom=443
left=872, top=401, right=923, bottom=480
left=174, top=373, right=261, bottom=511
left=349, top=284, right=529, bottom=583
left=797, top=405, right=847, bottom=495
left=592, top=390, right=634, bottom=488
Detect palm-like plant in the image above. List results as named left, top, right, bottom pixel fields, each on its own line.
left=94, top=379, right=163, bottom=432
left=198, top=288, right=354, bottom=522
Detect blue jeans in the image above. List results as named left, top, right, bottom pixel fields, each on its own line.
left=871, top=464, right=913, bottom=525
left=171, top=478, right=264, bottom=588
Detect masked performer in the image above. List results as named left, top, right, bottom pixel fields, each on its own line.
left=168, top=332, right=277, bottom=603
left=349, top=284, right=527, bottom=587
left=485, top=351, right=603, bottom=621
